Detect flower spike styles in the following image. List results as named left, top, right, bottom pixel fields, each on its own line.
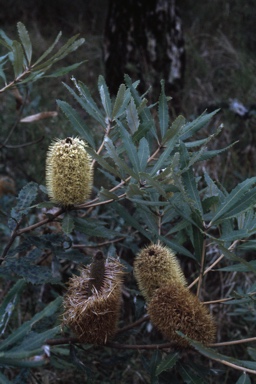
left=63, top=255, right=124, bottom=345
left=133, top=244, right=187, bottom=302
left=148, top=281, right=216, bottom=348
left=46, top=137, right=93, bottom=206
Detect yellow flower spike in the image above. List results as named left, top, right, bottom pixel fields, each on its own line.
left=133, top=244, right=187, bottom=302
left=62, top=254, right=124, bottom=345
left=148, top=281, right=216, bottom=348
left=45, top=137, right=93, bottom=206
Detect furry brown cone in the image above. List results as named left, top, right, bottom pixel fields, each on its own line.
left=63, top=256, right=124, bottom=345
left=148, top=281, right=216, bottom=348
left=133, top=244, right=187, bottom=302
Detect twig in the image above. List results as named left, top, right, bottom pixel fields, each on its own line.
left=1, top=219, right=22, bottom=260
left=116, top=315, right=149, bottom=334
left=196, top=237, right=206, bottom=298
left=210, top=336, right=256, bottom=347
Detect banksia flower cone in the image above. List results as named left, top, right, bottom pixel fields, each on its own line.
left=133, top=244, right=187, bottom=302
left=63, top=252, right=124, bottom=345
left=46, top=137, right=93, bottom=206
left=148, top=281, right=216, bottom=348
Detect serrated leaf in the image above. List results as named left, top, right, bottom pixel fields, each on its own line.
left=155, top=352, right=179, bottom=376
left=98, top=75, right=112, bottom=118
left=126, top=97, right=140, bottom=134
left=11, top=40, right=24, bottom=78
left=32, top=31, right=62, bottom=66
left=17, top=22, right=32, bottom=65
left=217, top=244, right=256, bottom=274
left=112, top=84, right=126, bottom=118
left=162, top=114, right=185, bottom=144
left=104, top=137, right=139, bottom=180
left=0, top=280, right=25, bottom=335
left=158, top=235, right=195, bottom=259
left=62, top=213, right=74, bottom=235
left=74, top=217, right=120, bottom=238
left=85, top=147, right=121, bottom=178
left=150, top=143, right=175, bottom=176
left=9, top=182, right=38, bottom=229
left=98, top=187, right=119, bottom=202
left=158, top=79, right=169, bottom=140
left=57, top=100, right=95, bottom=148
left=180, top=110, right=220, bottom=141
left=210, top=177, right=256, bottom=225
left=137, top=138, right=150, bottom=172
left=178, top=363, right=205, bottom=384
left=118, top=121, right=140, bottom=174
left=139, top=172, right=167, bottom=197
left=45, top=61, right=86, bottom=78
left=0, top=297, right=62, bottom=352
left=219, top=260, right=256, bottom=272
left=63, top=81, right=105, bottom=127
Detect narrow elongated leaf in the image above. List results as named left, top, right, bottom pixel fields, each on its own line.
left=56, top=100, right=95, bottom=148
left=112, top=84, right=126, bottom=118
left=218, top=244, right=256, bottom=274
left=210, top=177, right=256, bottom=225
left=158, top=235, right=195, bottom=259
left=178, top=363, right=205, bottom=384
left=104, top=137, right=139, bottom=180
left=118, top=121, right=140, bottom=174
left=98, top=187, right=119, bottom=201
left=140, top=172, right=166, bottom=197
left=85, top=147, right=121, bottom=178
left=33, top=32, right=62, bottom=66
left=17, top=22, right=32, bottom=65
left=180, top=110, right=220, bottom=141
left=113, top=202, right=151, bottom=240
left=155, top=352, right=179, bottom=375
left=138, top=138, right=150, bottom=172
left=126, top=97, right=140, bottom=134
left=0, top=280, right=25, bottom=335
left=98, top=75, right=112, bottom=118
left=162, top=114, right=185, bottom=144
left=74, top=217, right=120, bottom=238
left=0, top=297, right=62, bottom=351
left=45, top=61, right=86, bottom=78
left=0, top=372, right=12, bottom=384
left=158, top=80, right=169, bottom=140
left=0, top=30, right=13, bottom=50
left=219, top=260, right=256, bottom=272
left=62, top=213, right=75, bottom=235
left=11, top=40, right=24, bottom=78
left=150, top=144, right=175, bottom=176
left=235, top=373, right=251, bottom=384
left=63, top=81, right=105, bottom=127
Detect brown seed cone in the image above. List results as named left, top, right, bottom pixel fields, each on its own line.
left=45, top=137, right=93, bottom=206
left=133, top=244, right=187, bottom=302
left=148, top=281, right=216, bottom=348
left=63, top=258, right=124, bottom=345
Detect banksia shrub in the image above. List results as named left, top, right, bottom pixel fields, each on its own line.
left=133, top=244, right=187, bottom=302
left=148, top=281, right=216, bottom=348
left=63, top=252, right=124, bottom=345
left=45, top=137, right=93, bottom=206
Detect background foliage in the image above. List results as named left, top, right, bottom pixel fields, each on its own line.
left=0, top=2, right=256, bottom=383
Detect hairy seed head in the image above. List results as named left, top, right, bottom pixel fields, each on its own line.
left=148, top=281, right=216, bottom=348
left=62, top=258, right=124, bottom=345
left=45, top=137, right=93, bottom=206
left=133, top=244, right=187, bottom=302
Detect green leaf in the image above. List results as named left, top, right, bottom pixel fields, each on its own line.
left=0, top=30, right=13, bottom=50
left=158, top=235, right=195, bottom=259
left=126, top=97, right=140, bottom=134
left=0, top=280, right=25, bottom=335
left=140, top=172, right=167, bottom=197
left=235, top=373, right=251, bottom=384
left=56, top=100, right=95, bottom=148
left=178, top=363, right=206, bottom=384
left=217, top=244, right=256, bottom=274
left=33, top=31, right=62, bottom=66
left=0, top=372, right=12, bottom=384
left=104, top=137, right=139, bottom=180
left=9, top=182, right=38, bottom=229
left=85, top=146, right=121, bottom=178
left=62, top=213, right=75, bottom=235
left=185, top=336, right=256, bottom=372
left=98, top=75, right=112, bottom=118
left=180, top=110, right=220, bottom=141
left=45, top=61, right=86, bottom=77
left=11, top=40, right=24, bottom=78
left=0, top=297, right=62, bottom=352
left=118, top=121, right=140, bottom=175
left=17, top=22, right=32, bottom=65
left=74, top=217, right=120, bottom=238
left=112, top=84, right=126, bottom=118
left=158, top=80, right=169, bottom=140
left=162, top=114, right=185, bottom=144
left=210, top=177, right=256, bottom=225
left=64, top=81, right=105, bottom=127
left=155, top=352, right=179, bottom=375
left=138, top=138, right=150, bottom=172
left=98, top=187, right=119, bottom=202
